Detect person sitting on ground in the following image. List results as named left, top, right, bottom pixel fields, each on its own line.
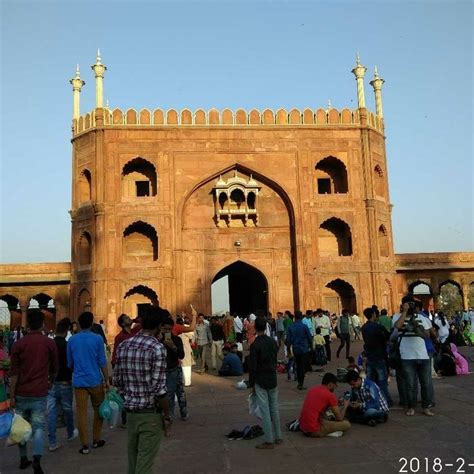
left=218, top=344, right=244, bottom=376
left=346, top=356, right=360, bottom=373
left=298, top=372, right=351, bottom=437
left=345, top=370, right=389, bottom=427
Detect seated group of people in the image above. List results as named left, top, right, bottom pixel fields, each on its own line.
left=217, top=343, right=244, bottom=377
left=297, top=370, right=389, bottom=437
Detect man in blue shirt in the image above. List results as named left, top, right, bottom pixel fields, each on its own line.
left=286, top=311, right=313, bottom=390
left=218, top=345, right=244, bottom=376
left=68, top=312, right=109, bottom=455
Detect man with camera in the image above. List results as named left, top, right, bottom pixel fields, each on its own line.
left=393, top=294, right=435, bottom=417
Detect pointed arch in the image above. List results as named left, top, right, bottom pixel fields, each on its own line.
left=315, top=156, right=348, bottom=194
left=78, top=169, right=92, bottom=203
left=78, top=231, right=92, bottom=266
left=123, top=221, right=158, bottom=261
left=122, top=157, right=157, bottom=197
left=378, top=224, right=389, bottom=257
left=123, top=285, right=159, bottom=318
left=324, top=278, right=357, bottom=314
left=319, top=217, right=353, bottom=257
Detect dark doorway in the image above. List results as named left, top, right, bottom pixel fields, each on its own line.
left=212, top=261, right=268, bottom=316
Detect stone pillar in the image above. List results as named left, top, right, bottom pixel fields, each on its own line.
left=462, top=284, right=470, bottom=310
left=91, top=49, right=107, bottom=108
left=20, top=305, right=28, bottom=328
left=70, top=65, right=85, bottom=120
left=370, top=66, right=385, bottom=118
left=351, top=53, right=367, bottom=108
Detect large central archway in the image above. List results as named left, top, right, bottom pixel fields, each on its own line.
left=212, top=261, right=268, bottom=316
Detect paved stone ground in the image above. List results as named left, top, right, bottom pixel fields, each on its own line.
left=2, top=341, right=474, bottom=474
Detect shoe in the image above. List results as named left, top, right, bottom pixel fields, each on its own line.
left=181, top=414, right=189, bottom=421
left=367, top=419, right=377, bottom=427
left=49, top=444, right=61, bottom=452
left=423, top=408, right=435, bottom=417
left=67, top=428, right=79, bottom=442
left=92, top=439, right=106, bottom=448
left=78, top=446, right=90, bottom=455
left=274, top=438, right=283, bottom=445
left=327, top=431, right=344, bottom=438
left=255, top=442, right=274, bottom=449
left=297, top=385, right=307, bottom=391
left=19, top=458, right=32, bottom=469
left=32, top=459, right=44, bottom=474
left=405, top=408, right=416, bottom=416
left=226, top=429, right=244, bottom=440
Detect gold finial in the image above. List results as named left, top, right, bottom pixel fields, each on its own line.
left=356, top=52, right=361, bottom=66
left=327, top=99, right=332, bottom=109
left=374, top=65, right=379, bottom=78
left=96, top=48, right=101, bottom=64
left=106, top=99, right=109, bottom=108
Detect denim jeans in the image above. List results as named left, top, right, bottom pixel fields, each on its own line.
left=402, top=359, right=434, bottom=409
left=15, top=395, right=47, bottom=458
left=166, top=367, right=187, bottom=419
left=47, top=382, right=75, bottom=445
left=254, top=384, right=282, bottom=444
left=367, top=359, right=393, bottom=406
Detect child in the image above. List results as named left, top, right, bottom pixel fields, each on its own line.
left=285, top=345, right=296, bottom=381
left=313, top=328, right=327, bottom=370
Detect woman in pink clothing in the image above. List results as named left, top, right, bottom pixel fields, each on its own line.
left=450, top=343, right=470, bottom=375
left=244, top=314, right=257, bottom=347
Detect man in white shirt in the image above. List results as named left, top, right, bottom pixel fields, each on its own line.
left=233, top=314, right=243, bottom=343
left=313, top=309, right=332, bottom=362
left=393, top=295, right=435, bottom=417
left=351, top=314, right=361, bottom=341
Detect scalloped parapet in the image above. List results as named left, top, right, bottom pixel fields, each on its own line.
left=72, top=107, right=384, bottom=135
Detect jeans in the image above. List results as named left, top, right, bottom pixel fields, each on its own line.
left=294, top=352, right=310, bottom=387
left=127, top=412, right=162, bottom=474
left=47, top=382, right=75, bottom=445
left=367, top=359, right=393, bottom=406
left=402, top=359, right=434, bottom=409
left=15, top=395, right=47, bottom=458
left=337, top=333, right=351, bottom=358
left=254, top=384, right=281, bottom=444
left=323, top=335, right=331, bottom=361
left=198, top=344, right=209, bottom=370
left=166, top=368, right=187, bottom=419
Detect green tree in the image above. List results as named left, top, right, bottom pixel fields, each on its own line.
left=438, top=283, right=463, bottom=316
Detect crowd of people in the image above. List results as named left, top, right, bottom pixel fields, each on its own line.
left=0, top=300, right=472, bottom=472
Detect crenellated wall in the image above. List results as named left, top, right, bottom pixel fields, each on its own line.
left=73, top=107, right=384, bottom=136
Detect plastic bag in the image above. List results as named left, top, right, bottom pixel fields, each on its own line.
left=0, top=412, right=13, bottom=438
left=6, top=414, right=32, bottom=445
left=235, top=380, right=247, bottom=390
left=99, top=398, right=112, bottom=421
left=107, top=388, right=124, bottom=410
left=248, top=394, right=262, bottom=420
left=108, top=401, right=120, bottom=428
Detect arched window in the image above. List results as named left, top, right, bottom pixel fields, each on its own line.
left=374, top=165, right=384, bottom=197
left=78, top=169, right=91, bottom=203
left=123, top=221, right=158, bottom=261
left=122, top=157, right=157, bottom=198
left=315, top=157, right=348, bottom=194
left=78, top=232, right=92, bottom=265
left=319, top=217, right=353, bottom=257
left=378, top=225, right=389, bottom=257
left=230, top=189, right=245, bottom=210
left=123, top=285, right=159, bottom=318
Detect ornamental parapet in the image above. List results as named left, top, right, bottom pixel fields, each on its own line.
left=72, top=107, right=384, bottom=136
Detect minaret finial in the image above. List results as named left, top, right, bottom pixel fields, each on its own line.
left=91, top=50, right=107, bottom=108
left=370, top=66, right=385, bottom=118
left=351, top=54, right=367, bottom=108
left=70, top=65, right=85, bottom=120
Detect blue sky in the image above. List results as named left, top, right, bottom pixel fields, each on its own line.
left=1, top=1, right=472, bottom=263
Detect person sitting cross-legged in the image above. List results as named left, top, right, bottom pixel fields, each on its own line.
left=298, top=372, right=351, bottom=438
left=345, top=370, right=389, bottom=427
left=218, top=344, right=244, bottom=376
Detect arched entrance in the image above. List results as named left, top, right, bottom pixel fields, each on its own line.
left=212, top=261, right=268, bottom=316
left=323, top=279, right=357, bottom=315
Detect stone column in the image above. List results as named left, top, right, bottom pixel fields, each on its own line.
left=91, top=49, right=107, bottom=108
left=462, top=284, right=470, bottom=310
left=370, top=66, right=385, bottom=118
left=351, top=53, right=367, bottom=108
left=70, top=65, right=85, bottom=120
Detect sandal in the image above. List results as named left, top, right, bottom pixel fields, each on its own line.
left=255, top=442, right=274, bottom=449
left=92, top=440, right=106, bottom=449
left=78, top=446, right=90, bottom=455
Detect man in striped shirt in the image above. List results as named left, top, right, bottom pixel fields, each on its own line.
left=113, top=306, right=171, bottom=474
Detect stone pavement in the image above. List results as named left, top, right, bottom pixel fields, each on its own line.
left=2, top=341, right=474, bottom=474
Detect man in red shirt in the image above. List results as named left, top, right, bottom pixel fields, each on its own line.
left=298, top=372, right=351, bottom=437
left=111, top=314, right=135, bottom=367
left=10, top=311, right=58, bottom=473
left=171, top=304, right=197, bottom=337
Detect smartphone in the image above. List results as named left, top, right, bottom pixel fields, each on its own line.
left=164, top=331, right=172, bottom=341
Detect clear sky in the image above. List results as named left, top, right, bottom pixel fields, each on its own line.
left=1, top=0, right=472, bottom=263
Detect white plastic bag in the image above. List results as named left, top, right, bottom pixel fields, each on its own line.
left=235, top=380, right=247, bottom=390
left=108, top=401, right=120, bottom=429
left=248, top=393, right=263, bottom=420
left=6, top=414, right=32, bottom=446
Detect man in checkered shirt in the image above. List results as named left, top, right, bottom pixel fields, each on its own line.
left=345, top=369, right=390, bottom=427
left=113, top=306, right=172, bottom=474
